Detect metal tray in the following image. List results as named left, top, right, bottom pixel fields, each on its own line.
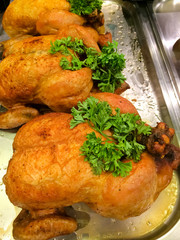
left=152, top=0, right=180, bottom=100
left=0, top=0, right=180, bottom=239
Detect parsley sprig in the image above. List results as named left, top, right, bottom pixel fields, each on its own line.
left=49, top=37, right=126, bottom=93
left=67, top=0, right=103, bottom=16
left=70, top=97, right=152, bottom=177
left=81, top=132, right=133, bottom=177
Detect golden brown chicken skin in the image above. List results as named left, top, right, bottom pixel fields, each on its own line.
left=3, top=93, right=180, bottom=240
left=13, top=208, right=77, bottom=240
left=36, top=9, right=87, bottom=35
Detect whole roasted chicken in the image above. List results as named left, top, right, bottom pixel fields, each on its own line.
left=3, top=92, right=180, bottom=240
left=2, top=0, right=105, bottom=37
left=0, top=22, right=127, bottom=129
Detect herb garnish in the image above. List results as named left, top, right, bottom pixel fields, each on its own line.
left=50, top=37, right=126, bottom=93
left=70, top=97, right=152, bottom=177
left=67, top=0, right=103, bottom=16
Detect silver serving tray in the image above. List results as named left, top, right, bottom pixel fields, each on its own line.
left=0, top=0, right=180, bottom=239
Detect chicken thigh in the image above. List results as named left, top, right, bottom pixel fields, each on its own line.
left=3, top=93, right=180, bottom=240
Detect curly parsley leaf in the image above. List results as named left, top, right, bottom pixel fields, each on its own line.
left=70, top=96, right=112, bottom=135
left=70, top=97, right=152, bottom=177
left=50, top=37, right=126, bottom=93
left=81, top=132, right=132, bottom=177
left=50, top=36, right=85, bottom=54
left=67, top=0, right=103, bottom=16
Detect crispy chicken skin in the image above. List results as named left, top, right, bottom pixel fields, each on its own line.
left=2, top=0, right=71, bottom=37
left=3, top=93, right=180, bottom=240
left=91, top=92, right=138, bottom=115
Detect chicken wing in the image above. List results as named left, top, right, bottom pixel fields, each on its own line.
left=3, top=93, right=180, bottom=240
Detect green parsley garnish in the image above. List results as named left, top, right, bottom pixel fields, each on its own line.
left=49, top=37, right=126, bottom=93
left=70, top=96, right=152, bottom=177
left=67, top=0, right=103, bottom=15
left=81, top=132, right=133, bottom=177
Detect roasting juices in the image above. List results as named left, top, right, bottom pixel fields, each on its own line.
left=74, top=172, right=178, bottom=239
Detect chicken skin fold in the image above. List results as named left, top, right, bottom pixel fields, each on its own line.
left=3, top=93, right=180, bottom=240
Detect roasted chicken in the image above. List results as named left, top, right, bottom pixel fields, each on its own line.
left=0, top=25, right=105, bottom=129
left=3, top=92, right=180, bottom=240
left=0, top=23, right=127, bottom=129
left=2, top=0, right=105, bottom=37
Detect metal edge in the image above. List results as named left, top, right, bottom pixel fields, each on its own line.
left=120, top=2, right=180, bottom=239
left=129, top=2, right=180, bottom=146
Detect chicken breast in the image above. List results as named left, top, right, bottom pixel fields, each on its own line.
left=3, top=93, right=180, bottom=240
